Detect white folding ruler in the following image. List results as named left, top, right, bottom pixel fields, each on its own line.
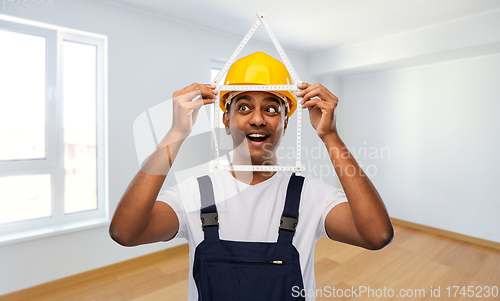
left=211, top=11, right=304, bottom=175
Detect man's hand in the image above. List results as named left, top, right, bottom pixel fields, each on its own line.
left=110, top=83, right=217, bottom=247
left=297, top=84, right=393, bottom=250
left=171, top=83, right=218, bottom=139
left=296, top=83, right=339, bottom=140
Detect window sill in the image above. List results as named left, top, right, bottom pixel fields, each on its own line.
left=0, top=217, right=110, bottom=246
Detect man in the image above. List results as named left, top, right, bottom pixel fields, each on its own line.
left=110, top=52, right=393, bottom=301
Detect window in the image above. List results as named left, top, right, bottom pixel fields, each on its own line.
left=0, top=17, right=107, bottom=245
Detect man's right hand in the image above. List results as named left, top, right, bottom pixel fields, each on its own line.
left=110, top=83, right=218, bottom=247
left=171, top=83, right=218, bottom=139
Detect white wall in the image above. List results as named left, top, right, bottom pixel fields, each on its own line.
left=338, top=54, right=500, bottom=243
left=0, top=0, right=312, bottom=295
left=306, top=7, right=500, bottom=245
left=310, top=9, right=500, bottom=77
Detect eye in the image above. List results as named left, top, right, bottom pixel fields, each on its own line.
left=238, top=104, right=250, bottom=112
left=266, top=106, right=278, bottom=114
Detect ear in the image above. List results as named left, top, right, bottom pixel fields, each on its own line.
left=223, top=112, right=230, bottom=135
left=283, top=115, right=289, bottom=136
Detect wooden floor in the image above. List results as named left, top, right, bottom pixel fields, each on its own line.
left=2, top=224, right=499, bottom=300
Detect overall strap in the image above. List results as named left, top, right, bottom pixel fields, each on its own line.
left=278, top=173, right=305, bottom=244
left=197, top=175, right=220, bottom=241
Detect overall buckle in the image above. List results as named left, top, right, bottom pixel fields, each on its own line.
left=279, top=216, right=298, bottom=232
left=201, top=212, right=219, bottom=228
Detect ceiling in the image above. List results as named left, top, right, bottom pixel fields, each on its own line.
left=105, top=0, right=500, bottom=55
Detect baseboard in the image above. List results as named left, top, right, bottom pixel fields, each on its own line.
left=0, top=243, right=189, bottom=301
left=391, top=218, right=500, bottom=251
left=2, top=220, right=499, bottom=300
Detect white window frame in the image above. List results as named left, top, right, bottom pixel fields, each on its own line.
left=0, top=16, right=108, bottom=246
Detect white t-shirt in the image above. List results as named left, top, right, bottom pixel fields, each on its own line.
left=157, top=170, right=348, bottom=301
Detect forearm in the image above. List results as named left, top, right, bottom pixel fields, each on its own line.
left=109, top=130, right=185, bottom=245
left=323, top=133, right=393, bottom=248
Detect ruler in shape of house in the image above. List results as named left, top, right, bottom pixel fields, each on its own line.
left=211, top=11, right=304, bottom=175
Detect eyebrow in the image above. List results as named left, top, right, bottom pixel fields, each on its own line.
left=234, top=95, right=282, bottom=107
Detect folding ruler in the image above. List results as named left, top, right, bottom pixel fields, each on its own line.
left=211, top=11, right=304, bottom=175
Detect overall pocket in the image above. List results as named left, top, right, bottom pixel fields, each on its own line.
left=200, top=257, right=291, bottom=301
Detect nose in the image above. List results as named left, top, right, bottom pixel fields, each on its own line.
left=249, top=109, right=266, bottom=126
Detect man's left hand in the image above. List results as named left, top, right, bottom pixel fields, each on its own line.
left=296, top=83, right=339, bottom=140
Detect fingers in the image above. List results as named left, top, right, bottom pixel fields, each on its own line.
left=173, top=83, right=218, bottom=105
left=297, top=83, right=336, bottom=102
left=301, top=98, right=335, bottom=113
left=188, top=94, right=209, bottom=110
left=297, top=82, right=309, bottom=91
left=199, top=83, right=218, bottom=104
left=296, top=83, right=338, bottom=109
left=297, top=83, right=331, bottom=98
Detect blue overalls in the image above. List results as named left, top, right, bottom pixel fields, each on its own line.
left=193, top=173, right=306, bottom=301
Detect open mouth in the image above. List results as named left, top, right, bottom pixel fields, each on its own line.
left=246, top=133, right=269, bottom=144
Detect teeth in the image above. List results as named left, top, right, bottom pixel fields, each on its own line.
left=248, top=134, right=266, bottom=138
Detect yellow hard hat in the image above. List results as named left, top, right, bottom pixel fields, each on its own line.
left=218, top=52, right=297, bottom=116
